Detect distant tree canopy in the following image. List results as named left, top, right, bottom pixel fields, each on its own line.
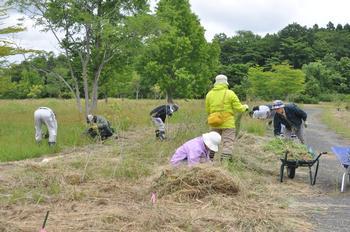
left=216, top=21, right=350, bottom=102
left=247, top=64, right=305, bottom=100
left=1, top=7, right=350, bottom=104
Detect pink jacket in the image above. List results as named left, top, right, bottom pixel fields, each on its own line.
left=170, top=136, right=210, bottom=166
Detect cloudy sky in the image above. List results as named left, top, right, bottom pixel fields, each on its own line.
left=3, top=0, right=350, bottom=54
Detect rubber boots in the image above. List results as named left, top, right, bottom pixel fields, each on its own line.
left=159, top=131, right=166, bottom=141
left=155, top=130, right=165, bottom=141
left=48, top=142, right=56, bottom=147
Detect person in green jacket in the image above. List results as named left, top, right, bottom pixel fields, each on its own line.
left=86, top=114, right=115, bottom=140
left=205, top=74, right=249, bottom=161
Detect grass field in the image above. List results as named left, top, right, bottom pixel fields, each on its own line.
left=0, top=98, right=319, bottom=231
left=0, top=98, right=267, bottom=162
left=321, top=103, right=350, bottom=139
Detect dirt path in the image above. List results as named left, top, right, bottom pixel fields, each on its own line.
left=300, top=106, right=350, bottom=231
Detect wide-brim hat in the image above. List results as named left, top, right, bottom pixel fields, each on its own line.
left=202, top=131, right=221, bottom=152
left=214, top=74, right=229, bottom=85
left=271, top=100, right=285, bottom=109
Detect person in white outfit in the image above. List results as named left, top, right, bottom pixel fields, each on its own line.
left=34, top=107, right=57, bottom=146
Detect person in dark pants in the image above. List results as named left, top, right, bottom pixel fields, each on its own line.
left=86, top=114, right=115, bottom=140
left=150, top=103, right=179, bottom=140
left=272, top=100, right=308, bottom=144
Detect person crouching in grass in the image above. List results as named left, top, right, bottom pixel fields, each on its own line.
left=170, top=132, right=221, bottom=166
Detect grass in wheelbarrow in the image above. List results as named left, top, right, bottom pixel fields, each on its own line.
left=264, top=138, right=313, bottom=160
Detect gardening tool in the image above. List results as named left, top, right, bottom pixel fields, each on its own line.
left=235, top=112, right=244, bottom=139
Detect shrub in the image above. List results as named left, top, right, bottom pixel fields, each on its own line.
left=318, top=93, right=335, bottom=102
left=290, top=94, right=319, bottom=104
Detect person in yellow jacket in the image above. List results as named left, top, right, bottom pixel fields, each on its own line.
left=205, top=74, right=249, bottom=161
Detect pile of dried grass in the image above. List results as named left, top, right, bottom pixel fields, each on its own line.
left=152, top=165, right=240, bottom=201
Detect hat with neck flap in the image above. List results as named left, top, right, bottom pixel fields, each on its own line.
left=214, top=74, right=229, bottom=86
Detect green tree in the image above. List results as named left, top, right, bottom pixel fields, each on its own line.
left=248, top=64, right=305, bottom=100
left=11, top=0, right=149, bottom=114
left=138, top=0, right=220, bottom=102
left=327, top=21, right=335, bottom=30
left=0, top=8, right=27, bottom=61
left=215, top=30, right=264, bottom=66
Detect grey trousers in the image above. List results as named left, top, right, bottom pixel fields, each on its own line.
left=151, top=117, right=165, bottom=132
left=284, top=123, right=305, bottom=144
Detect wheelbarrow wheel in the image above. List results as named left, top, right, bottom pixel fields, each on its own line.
left=287, top=167, right=296, bottom=179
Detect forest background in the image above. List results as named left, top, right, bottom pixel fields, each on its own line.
left=0, top=0, right=350, bottom=113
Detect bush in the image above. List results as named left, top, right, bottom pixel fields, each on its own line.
left=318, top=93, right=335, bottom=102
left=290, top=94, right=319, bottom=104
left=346, top=102, right=350, bottom=111
left=60, top=92, right=73, bottom=99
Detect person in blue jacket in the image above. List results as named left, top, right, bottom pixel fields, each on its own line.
left=272, top=100, right=308, bottom=144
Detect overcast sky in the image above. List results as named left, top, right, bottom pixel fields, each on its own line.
left=3, top=0, right=350, bottom=54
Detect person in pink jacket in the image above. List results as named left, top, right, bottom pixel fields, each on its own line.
left=170, top=131, right=221, bottom=166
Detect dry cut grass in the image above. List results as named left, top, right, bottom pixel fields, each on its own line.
left=152, top=165, right=241, bottom=201
left=0, top=104, right=318, bottom=231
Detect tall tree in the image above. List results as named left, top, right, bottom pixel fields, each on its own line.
left=11, top=0, right=149, bottom=115
left=138, top=0, right=220, bottom=102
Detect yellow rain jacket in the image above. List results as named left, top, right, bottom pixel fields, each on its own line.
left=205, top=84, right=247, bottom=128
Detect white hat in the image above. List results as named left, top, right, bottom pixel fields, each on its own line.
left=202, top=131, right=221, bottom=152
left=214, top=74, right=229, bottom=85
left=271, top=100, right=285, bottom=109
left=87, top=114, right=94, bottom=123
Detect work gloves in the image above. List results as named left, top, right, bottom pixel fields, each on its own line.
left=243, top=104, right=249, bottom=111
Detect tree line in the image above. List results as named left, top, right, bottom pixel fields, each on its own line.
left=1, top=0, right=350, bottom=113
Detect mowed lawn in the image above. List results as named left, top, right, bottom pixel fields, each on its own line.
left=0, top=98, right=230, bottom=162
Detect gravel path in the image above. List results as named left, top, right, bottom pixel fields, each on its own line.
left=299, top=106, right=350, bottom=231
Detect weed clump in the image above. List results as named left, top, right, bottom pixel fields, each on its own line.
left=264, top=138, right=313, bottom=160
left=152, top=165, right=240, bottom=201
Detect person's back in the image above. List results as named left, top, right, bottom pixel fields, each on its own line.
left=251, top=105, right=272, bottom=120
left=170, top=136, right=207, bottom=166
left=150, top=103, right=179, bottom=140
left=170, top=132, right=221, bottom=166
left=206, top=85, right=248, bottom=128
left=34, top=107, right=57, bottom=146
left=95, top=115, right=109, bottom=127
left=86, top=114, right=114, bottom=140
left=274, top=103, right=307, bottom=131
left=205, top=74, right=248, bottom=161
left=272, top=101, right=307, bottom=143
